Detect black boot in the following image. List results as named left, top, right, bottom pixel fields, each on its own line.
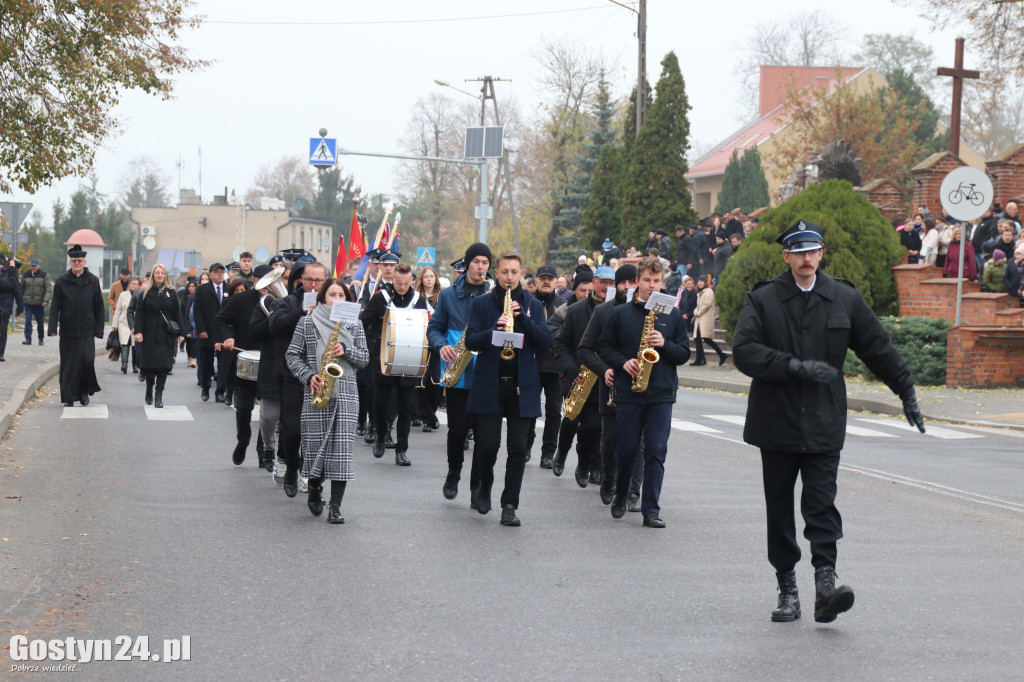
left=154, top=372, right=166, bottom=408
left=551, top=451, right=567, bottom=477
left=610, top=494, right=627, bottom=519
left=442, top=473, right=459, bottom=500
left=145, top=377, right=154, bottom=406
left=771, top=570, right=801, bottom=622
left=232, top=442, right=246, bottom=465
left=814, top=567, right=855, bottom=623
left=372, top=438, right=385, bottom=458
left=121, top=351, right=129, bottom=374
left=307, top=479, right=325, bottom=516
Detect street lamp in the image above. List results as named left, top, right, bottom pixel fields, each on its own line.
left=435, top=79, right=486, bottom=125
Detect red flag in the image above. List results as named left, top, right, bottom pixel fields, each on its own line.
left=347, top=204, right=366, bottom=264
left=333, top=234, right=346, bottom=279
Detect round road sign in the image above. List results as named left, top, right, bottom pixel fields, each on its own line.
left=939, top=166, right=993, bottom=222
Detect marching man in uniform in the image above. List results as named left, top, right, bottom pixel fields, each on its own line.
left=732, top=220, right=925, bottom=624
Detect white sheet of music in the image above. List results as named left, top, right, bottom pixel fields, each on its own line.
left=491, top=331, right=525, bottom=349
left=330, top=301, right=361, bottom=323
left=645, top=292, right=677, bottom=314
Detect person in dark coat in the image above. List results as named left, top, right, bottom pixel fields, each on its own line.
left=193, top=262, right=229, bottom=401
left=578, top=264, right=640, bottom=506
left=597, top=257, right=689, bottom=528
left=248, top=270, right=287, bottom=482
left=900, top=214, right=924, bottom=263
left=552, top=265, right=615, bottom=488
left=677, top=275, right=698, bottom=336
left=19, top=258, right=50, bottom=345
left=528, top=264, right=563, bottom=469
left=465, top=251, right=552, bottom=526
left=674, top=225, right=696, bottom=279
left=216, top=264, right=272, bottom=467
left=358, top=261, right=429, bottom=466
left=711, top=231, right=733, bottom=284
left=1005, top=245, right=1024, bottom=299
left=0, top=256, right=23, bottom=361
left=134, top=264, right=184, bottom=408
left=47, top=245, right=104, bottom=405
left=732, top=220, right=925, bottom=625
left=179, top=278, right=198, bottom=368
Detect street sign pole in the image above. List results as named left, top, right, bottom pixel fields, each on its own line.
left=939, top=166, right=994, bottom=326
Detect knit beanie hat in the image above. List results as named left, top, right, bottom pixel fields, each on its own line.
left=573, top=269, right=594, bottom=289
left=615, top=264, right=637, bottom=285
left=463, top=242, right=492, bottom=267
left=993, top=249, right=1007, bottom=263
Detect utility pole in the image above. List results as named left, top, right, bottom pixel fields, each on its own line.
left=637, top=0, right=647, bottom=135
left=467, top=75, right=521, bottom=252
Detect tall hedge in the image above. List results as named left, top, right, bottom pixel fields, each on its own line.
left=716, top=179, right=904, bottom=339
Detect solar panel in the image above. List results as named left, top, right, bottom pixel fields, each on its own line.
left=464, top=126, right=504, bottom=159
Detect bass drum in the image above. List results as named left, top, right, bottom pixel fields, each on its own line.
left=236, top=350, right=261, bottom=381
left=380, top=308, right=429, bottom=377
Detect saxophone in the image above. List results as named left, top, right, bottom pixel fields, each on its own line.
left=561, top=365, right=598, bottom=419
left=631, top=308, right=660, bottom=393
left=499, top=283, right=516, bottom=360
left=311, top=321, right=344, bottom=410
left=437, top=279, right=494, bottom=387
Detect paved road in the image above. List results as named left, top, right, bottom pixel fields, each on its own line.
left=1, top=361, right=1022, bottom=680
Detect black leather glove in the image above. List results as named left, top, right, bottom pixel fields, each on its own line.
left=787, top=358, right=840, bottom=384
left=899, top=387, right=926, bottom=433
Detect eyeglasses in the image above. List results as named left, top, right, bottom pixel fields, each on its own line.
left=303, top=277, right=326, bottom=284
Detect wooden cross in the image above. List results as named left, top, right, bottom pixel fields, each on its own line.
left=937, top=38, right=981, bottom=158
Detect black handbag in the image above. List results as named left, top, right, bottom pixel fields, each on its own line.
left=161, top=311, right=181, bottom=336
left=105, top=329, right=120, bottom=351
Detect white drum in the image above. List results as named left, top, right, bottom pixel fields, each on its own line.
left=236, top=350, right=261, bottom=381
left=380, top=308, right=430, bottom=377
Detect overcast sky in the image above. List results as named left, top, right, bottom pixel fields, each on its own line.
left=4, top=0, right=969, bottom=229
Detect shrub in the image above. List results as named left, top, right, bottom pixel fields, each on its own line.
left=717, top=179, right=905, bottom=340
left=843, top=316, right=951, bottom=385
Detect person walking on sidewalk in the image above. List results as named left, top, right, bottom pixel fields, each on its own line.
left=111, top=276, right=140, bottom=373
left=0, top=256, right=23, bottom=361
left=20, top=258, right=51, bottom=346
left=691, top=278, right=725, bottom=366
left=48, top=245, right=104, bottom=405
left=732, top=220, right=926, bottom=625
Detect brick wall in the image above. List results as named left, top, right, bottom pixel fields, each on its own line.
left=946, top=327, right=1024, bottom=388
left=911, top=152, right=966, bottom=215
left=893, top=263, right=1024, bottom=387
left=987, top=145, right=1024, bottom=207
left=859, top=183, right=905, bottom=224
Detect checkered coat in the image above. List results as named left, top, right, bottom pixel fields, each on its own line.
left=286, top=317, right=369, bottom=481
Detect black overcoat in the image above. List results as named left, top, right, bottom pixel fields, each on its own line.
left=135, top=285, right=183, bottom=371
left=193, top=281, right=228, bottom=348
left=732, top=269, right=914, bottom=453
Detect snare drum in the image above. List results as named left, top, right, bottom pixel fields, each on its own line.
left=380, top=308, right=429, bottom=377
left=236, top=350, right=261, bottom=381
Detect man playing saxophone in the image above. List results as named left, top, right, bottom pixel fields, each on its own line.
left=552, top=265, right=616, bottom=489
left=426, top=243, right=493, bottom=502
left=597, top=257, right=689, bottom=528
left=464, top=250, right=551, bottom=527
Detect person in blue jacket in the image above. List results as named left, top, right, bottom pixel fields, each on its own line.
left=426, top=242, right=494, bottom=503
left=597, top=256, right=690, bottom=528
left=464, top=250, right=552, bottom=527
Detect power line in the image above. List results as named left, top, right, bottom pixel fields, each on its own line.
left=205, top=5, right=615, bottom=26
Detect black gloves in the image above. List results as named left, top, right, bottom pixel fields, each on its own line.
left=899, top=387, right=926, bottom=433
left=787, top=358, right=840, bottom=384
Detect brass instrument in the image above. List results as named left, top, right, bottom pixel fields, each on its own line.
left=631, top=308, right=660, bottom=393
left=499, top=283, right=516, bottom=360
left=561, top=365, right=597, bottom=419
left=607, top=386, right=616, bottom=408
left=311, top=321, right=344, bottom=410
left=255, top=267, right=288, bottom=317
left=435, top=279, right=493, bottom=387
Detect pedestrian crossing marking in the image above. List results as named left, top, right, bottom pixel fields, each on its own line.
left=671, top=419, right=722, bottom=433
left=844, top=425, right=897, bottom=438
left=857, top=418, right=983, bottom=440
left=705, top=414, right=746, bottom=426
left=145, top=405, right=193, bottom=421
left=60, top=405, right=108, bottom=419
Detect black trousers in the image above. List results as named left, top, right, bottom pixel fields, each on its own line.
left=223, top=350, right=238, bottom=401
left=473, top=379, right=534, bottom=509
left=556, top=414, right=577, bottom=457
left=443, top=388, right=479, bottom=490
left=570, top=401, right=602, bottom=473
left=416, top=357, right=441, bottom=425
left=760, top=449, right=842, bottom=572
left=694, top=333, right=724, bottom=364
left=373, top=373, right=414, bottom=452
left=198, top=344, right=225, bottom=395
left=601, top=412, right=645, bottom=496
left=0, top=312, right=9, bottom=357
left=279, top=379, right=305, bottom=476
left=234, top=378, right=258, bottom=448
left=356, top=365, right=372, bottom=428
left=526, top=372, right=562, bottom=459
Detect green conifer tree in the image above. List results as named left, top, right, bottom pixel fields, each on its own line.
left=714, top=151, right=742, bottom=215
left=619, top=52, right=697, bottom=250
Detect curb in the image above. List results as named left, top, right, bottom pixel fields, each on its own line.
left=677, top=374, right=1024, bottom=433
left=0, top=348, right=107, bottom=440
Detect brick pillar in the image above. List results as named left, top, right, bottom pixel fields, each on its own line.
left=911, top=152, right=966, bottom=216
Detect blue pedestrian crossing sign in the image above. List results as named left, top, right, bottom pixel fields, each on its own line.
left=309, top=137, right=337, bottom=166
left=417, top=247, right=436, bottom=266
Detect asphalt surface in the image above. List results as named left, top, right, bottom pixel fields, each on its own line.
left=1, top=357, right=1022, bottom=680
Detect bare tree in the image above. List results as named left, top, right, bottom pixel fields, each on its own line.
left=245, top=155, right=316, bottom=208
left=118, top=156, right=170, bottom=209
left=851, top=33, right=939, bottom=95
left=733, top=11, right=848, bottom=120
left=959, top=80, right=1024, bottom=159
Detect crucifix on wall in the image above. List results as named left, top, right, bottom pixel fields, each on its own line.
left=937, top=37, right=981, bottom=158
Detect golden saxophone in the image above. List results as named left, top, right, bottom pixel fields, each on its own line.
left=499, top=283, right=515, bottom=360
left=437, top=280, right=494, bottom=387
left=631, top=308, right=660, bottom=393
left=311, top=321, right=344, bottom=410
left=561, top=365, right=598, bottom=419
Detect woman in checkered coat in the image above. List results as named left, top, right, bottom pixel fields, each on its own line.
left=286, top=278, right=369, bottom=524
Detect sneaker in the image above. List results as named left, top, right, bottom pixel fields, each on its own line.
left=627, top=495, right=641, bottom=512
left=272, top=457, right=286, bottom=485
left=299, top=477, right=308, bottom=494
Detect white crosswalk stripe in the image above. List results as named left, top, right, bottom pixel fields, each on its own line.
left=145, top=406, right=194, bottom=421
left=671, top=418, right=722, bottom=433
left=844, top=425, right=897, bottom=438
left=60, top=405, right=108, bottom=419
left=705, top=414, right=746, bottom=426
left=856, top=418, right=983, bottom=439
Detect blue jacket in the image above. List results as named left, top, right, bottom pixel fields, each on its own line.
left=426, top=273, right=492, bottom=390
left=597, top=295, right=689, bottom=404
left=465, top=284, right=551, bottom=418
